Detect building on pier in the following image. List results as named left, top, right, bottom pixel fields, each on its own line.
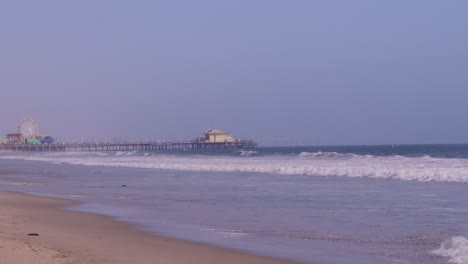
left=6, top=133, right=22, bottom=144
left=202, top=129, right=236, bottom=143
left=39, top=136, right=55, bottom=144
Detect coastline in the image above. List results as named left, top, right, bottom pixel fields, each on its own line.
left=0, top=190, right=302, bottom=264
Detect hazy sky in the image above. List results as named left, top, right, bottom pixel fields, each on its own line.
left=1, top=1, right=467, bottom=145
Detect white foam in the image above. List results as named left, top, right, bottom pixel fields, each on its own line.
left=2, top=151, right=468, bottom=183
left=432, top=236, right=468, bottom=264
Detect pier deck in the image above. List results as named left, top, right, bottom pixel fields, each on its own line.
left=0, top=141, right=256, bottom=152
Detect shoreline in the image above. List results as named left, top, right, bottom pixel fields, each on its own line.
left=0, top=190, right=302, bottom=264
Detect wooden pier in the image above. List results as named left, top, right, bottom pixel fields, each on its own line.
left=0, top=141, right=256, bottom=152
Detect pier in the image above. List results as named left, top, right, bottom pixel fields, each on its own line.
left=0, top=141, right=257, bottom=152
left=1, top=120, right=256, bottom=152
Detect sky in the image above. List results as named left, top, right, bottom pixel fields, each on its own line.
left=1, top=1, right=467, bottom=145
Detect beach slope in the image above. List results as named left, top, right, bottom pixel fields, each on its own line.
left=0, top=191, right=299, bottom=264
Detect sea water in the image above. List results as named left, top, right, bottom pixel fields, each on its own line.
left=0, top=145, right=468, bottom=264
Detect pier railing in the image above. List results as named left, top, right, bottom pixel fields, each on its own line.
left=0, top=141, right=257, bottom=152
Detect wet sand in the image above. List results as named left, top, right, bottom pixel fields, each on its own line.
left=0, top=191, right=301, bottom=264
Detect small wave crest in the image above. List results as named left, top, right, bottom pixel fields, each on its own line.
left=432, top=236, right=468, bottom=264
left=115, top=151, right=137, bottom=156
left=240, top=150, right=258, bottom=157
left=298, top=151, right=361, bottom=159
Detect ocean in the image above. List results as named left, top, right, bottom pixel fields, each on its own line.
left=0, top=144, right=467, bottom=264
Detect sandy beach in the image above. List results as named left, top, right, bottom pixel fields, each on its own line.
left=0, top=191, right=300, bottom=264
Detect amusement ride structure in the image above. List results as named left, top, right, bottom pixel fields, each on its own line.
left=18, top=118, right=39, bottom=139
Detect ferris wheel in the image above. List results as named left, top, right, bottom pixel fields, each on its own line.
left=18, top=118, right=39, bottom=138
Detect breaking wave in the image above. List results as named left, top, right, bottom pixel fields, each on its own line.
left=432, top=236, right=468, bottom=264
left=1, top=151, right=468, bottom=183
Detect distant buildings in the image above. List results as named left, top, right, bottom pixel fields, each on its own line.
left=1, top=118, right=56, bottom=145
left=4, top=134, right=56, bottom=145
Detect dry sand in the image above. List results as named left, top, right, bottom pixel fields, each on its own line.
left=0, top=191, right=301, bottom=264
